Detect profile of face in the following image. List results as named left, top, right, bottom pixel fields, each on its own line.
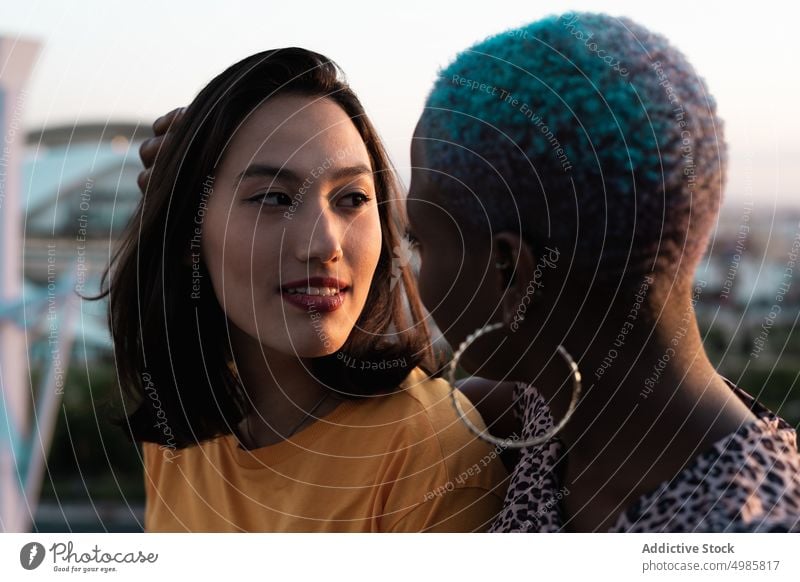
left=407, top=126, right=514, bottom=376
left=201, top=95, right=382, bottom=359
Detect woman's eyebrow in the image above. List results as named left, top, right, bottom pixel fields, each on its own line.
left=326, top=164, right=373, bottom=182
left=234, top=164, right=298, bottom=186
left=234, top=163, right=373, bottom=187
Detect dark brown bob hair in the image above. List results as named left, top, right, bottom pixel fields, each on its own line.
left=98, top=48, right=435, bottom=449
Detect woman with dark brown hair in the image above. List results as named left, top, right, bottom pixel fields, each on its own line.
left=105, top=48, right=506, bottom=532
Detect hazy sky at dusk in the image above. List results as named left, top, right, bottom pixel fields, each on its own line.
left=3, top=0, right=798, bottom=204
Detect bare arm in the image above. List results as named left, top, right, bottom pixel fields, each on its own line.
left=455, top=377, right=521, bottom=473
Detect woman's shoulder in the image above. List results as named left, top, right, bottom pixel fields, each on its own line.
left=380, top=368, right=509, bottom=496
left=384, top=367, right=475, bottom=428
left=378, top=368, right=505, bottom=463
left=615, top=381, right=800, bottom=532
left=141, top=432, right=230, bottom=474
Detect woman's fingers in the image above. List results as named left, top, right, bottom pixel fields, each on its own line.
left=137, top=136, right=168, bottom=193
left=137, top=164, right=155, bottom=194
left=153, top=107, right=186, bottom=136
left=137, top=107, right=186, bottom=194
left=138, top=135, right=163, bottom=169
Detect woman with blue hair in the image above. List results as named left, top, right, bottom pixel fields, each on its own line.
left=407, top=12, right=800, bottom=531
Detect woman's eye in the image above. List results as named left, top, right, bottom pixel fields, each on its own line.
left=249, top=191, right=293, bottom=206
left=337, top=192, right=372, bottom=208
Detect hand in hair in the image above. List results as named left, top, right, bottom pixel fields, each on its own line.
left=137, top=107, right=186, bottom=193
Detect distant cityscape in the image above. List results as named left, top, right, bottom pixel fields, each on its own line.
left=694, top=203, right=800, bottom=422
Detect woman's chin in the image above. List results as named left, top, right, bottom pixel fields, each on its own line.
left=278, top=334, right=346, bottom=359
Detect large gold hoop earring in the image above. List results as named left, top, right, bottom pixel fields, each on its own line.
left=448, top=322, right=582, bottom=449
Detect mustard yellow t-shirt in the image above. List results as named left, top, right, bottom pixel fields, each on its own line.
left=143, top=367, right=508, bottom=532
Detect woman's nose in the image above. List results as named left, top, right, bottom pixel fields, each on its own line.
left=294, top=208, right=343, bottom=264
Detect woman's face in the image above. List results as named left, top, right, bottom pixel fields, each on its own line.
left=201, top=95, right=382, bottom=359
left=406, top=128, right=509, bottom=374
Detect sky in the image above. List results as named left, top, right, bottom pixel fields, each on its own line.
left=2, top=0, right=799, bottom=206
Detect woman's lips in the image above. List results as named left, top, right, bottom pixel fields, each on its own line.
left=281, top=291, right=346, bottom=312
left=280, top=277, right=349, bottom=313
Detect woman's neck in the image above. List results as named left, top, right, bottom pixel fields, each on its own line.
left=229, top=331, right=338, bottom=449
left=516, top=290, right=757, bottom=531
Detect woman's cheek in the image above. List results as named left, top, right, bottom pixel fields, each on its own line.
left=347, top=211, right=382, bottom=287
left=203, top=212, right=278, bottom=305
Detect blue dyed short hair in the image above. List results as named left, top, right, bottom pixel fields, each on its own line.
left=419, top=12, right=726, bottom=282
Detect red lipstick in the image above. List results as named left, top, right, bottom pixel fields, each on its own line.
left=280, top=277, right=349, bottom=313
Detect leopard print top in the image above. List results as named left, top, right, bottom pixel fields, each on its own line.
left=489, top=379, right=800, bottom=532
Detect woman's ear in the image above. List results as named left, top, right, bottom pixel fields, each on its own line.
left=492, top=232, right=539, bottom=329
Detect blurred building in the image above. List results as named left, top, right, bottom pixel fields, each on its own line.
left=22, top=123, right=147, bottom=361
